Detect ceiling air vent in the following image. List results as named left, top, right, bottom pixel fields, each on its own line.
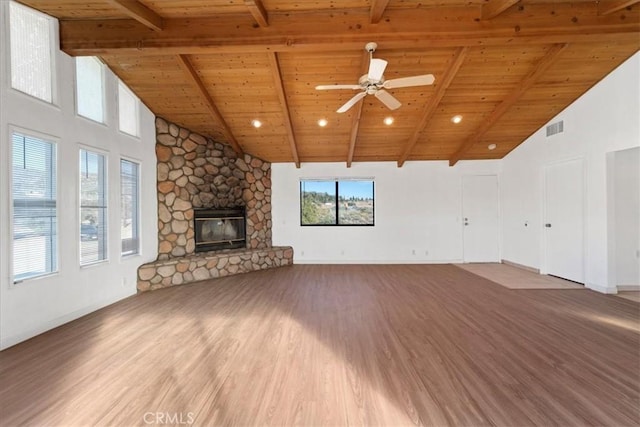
left=546, top=120, right=564, bottom=137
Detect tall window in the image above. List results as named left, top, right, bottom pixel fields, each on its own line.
left=12, top=132, right=57, bottom=282
left=120, top=159, right=140, bottom=256
left=118, top=81, right=139, bottom=137
left=300, top=179, right=375, bottom=226
left=76, top=57, right=105, bottom=123
left=9, top=2, right=54, bottom=103
left=80, top=149, right=108, bottom=265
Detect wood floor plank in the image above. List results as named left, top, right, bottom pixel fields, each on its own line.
left=0, top=264, right=638, bottom=426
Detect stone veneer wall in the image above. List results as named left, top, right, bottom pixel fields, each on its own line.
left=155, top=117, right=272, bottom=260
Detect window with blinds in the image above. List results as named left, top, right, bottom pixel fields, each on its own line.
left=12, top=132, right=58, bottom=282
left=9, top=2, right=54, bottom=103
left=120, top=159, right=140, bottom=256
left=118, top=81, right=140, bottom=137
left=76, top=57, right=105, bottom=123
left=79, top=149, right=108, bottom=265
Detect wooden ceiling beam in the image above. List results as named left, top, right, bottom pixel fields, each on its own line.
left=245, top=0, right=269, bottom=27
left=481, top=0, right=520, bottom=20
left=370, top=0, right=391, bottom=24
left=599, top=0, right=640, bottom=15
left=448, top=43, right=569, bottom=167
left=59, top=4, right=640, bottom=55
left=347, top=50, right=371, bottom=168
left=106, top=0, right=163, bottom=31
left=397, top=47, right=468, bottom=167
left=175, top=55, right=244, bottom=156
left=267, top=52, right=300, bottom=168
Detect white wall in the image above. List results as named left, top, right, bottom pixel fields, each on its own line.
left=611, top=147, right=640, bottom=287
left=501, top=52, right=640, bottom=293
left=0, top=2, right=158, bottom=349
left=272, top=161, right=501, bottom=263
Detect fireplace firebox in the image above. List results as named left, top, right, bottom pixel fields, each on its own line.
left=194, top=207, right=246, bottom=252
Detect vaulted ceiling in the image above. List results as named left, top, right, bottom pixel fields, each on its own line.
left=17, top=0, right=640, bottom=167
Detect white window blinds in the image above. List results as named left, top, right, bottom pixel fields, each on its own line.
left=9, top=2, right=54, bottom=103
left=80, top=149, right=108, bottom=265
left=120, top=159, right=140, bottom=256
left=12, top=132, right=58, bottom=282
left=118, top=82, right=140, bottom=137
left=76, top=57, right=105, bottom=123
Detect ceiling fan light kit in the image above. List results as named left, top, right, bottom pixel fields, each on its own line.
left=316, top=42, right=436, bottom=114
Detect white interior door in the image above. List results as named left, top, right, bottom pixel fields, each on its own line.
left=544, top=159, right=585, bottom=283
left=462, top=175, right=500, bottom=263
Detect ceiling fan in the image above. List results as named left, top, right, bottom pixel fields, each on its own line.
left=315, top=42, right=436, bottom=113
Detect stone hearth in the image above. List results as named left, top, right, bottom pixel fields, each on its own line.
left=137, top=247, right=293, bottom=292
left=137, top=118, right=292, bottom=292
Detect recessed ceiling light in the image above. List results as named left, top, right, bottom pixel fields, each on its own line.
left=488, top=143, right=497, bottom=150
left=251, top=119, right=262, bottom=128
left=451, top=115, right=463, bottom=124
left=318, top=118, right=328, bottom=127
left=384, top=117, right=394, bottom=125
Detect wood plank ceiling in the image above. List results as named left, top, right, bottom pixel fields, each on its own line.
left=17, top=0, right=640, bottom=167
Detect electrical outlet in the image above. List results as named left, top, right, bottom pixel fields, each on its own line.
left=300, top=250, right=305, bottom=256
left=412, top=249, right=416, bottom=255
left=340, top=250, right=345, bottom=256
left=425, top=250, right=429, bottom=256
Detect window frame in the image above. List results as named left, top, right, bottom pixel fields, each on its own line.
left=299, top=179, right=375, bottom=227
left=75, top=56, right=106, bottom=124
left=79, top=146, right=109, bottom=267
left=9, top=126, right=60, bottom=284
left=7, top=1, right=58, bottom=105
left=119, top=157, right=141, bottom=258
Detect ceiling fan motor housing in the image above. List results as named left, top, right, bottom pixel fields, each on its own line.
left=359, top=74, right=384, bottom=94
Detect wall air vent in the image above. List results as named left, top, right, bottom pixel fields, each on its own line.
left=546, top=120, right=564, bottom=137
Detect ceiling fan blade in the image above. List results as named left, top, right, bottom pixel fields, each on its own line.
left=337, top=92, right=367, bottom=113
left=315, top=84, right=362, bottom=90
left=383, top=74, right=435, bottom=89
left=368, top=58, right=388, bottom=82
left=374, top=89, right=401, bottom=110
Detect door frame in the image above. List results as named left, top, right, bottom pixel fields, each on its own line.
left=540, top=156, right=587, bottom=281
left=461, top=174, right=501, bottom=263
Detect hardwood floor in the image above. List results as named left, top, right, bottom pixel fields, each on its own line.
left=455, top=263, right=584, bottom=289
left=1, top=264, right=638, bottom=426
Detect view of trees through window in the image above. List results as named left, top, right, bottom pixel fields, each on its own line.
left=300, top=180, right=374, bottom=226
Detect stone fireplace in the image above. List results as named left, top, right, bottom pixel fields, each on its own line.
left=137, top=118, right=293, bottom=292
left=154, top=118, right=272, bottom=259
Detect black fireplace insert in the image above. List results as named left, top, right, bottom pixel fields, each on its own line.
left=193, top=207, right=246, bottom=252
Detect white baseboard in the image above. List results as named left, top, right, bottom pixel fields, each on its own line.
left=586, top=282, right=618, bottom=294
left=617, top=285, right=640, bottom=292
left=0, top=289, right=136, bottom=351
left=294, top=259, right=463, bottom=265
left=501, top=259, right=540, bottom=273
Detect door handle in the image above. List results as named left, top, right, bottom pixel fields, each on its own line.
left=545, top=223, right=552, bottom=228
